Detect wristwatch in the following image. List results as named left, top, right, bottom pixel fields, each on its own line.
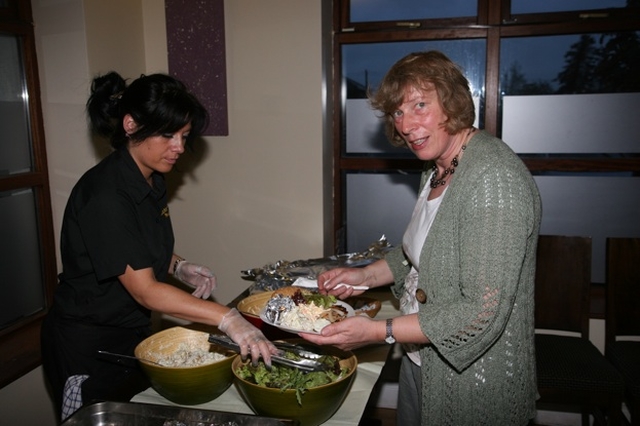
left=385, top=318, right=396, bottom=344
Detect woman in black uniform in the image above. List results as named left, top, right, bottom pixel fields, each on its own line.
left=41, top=72, right=276, bottom=422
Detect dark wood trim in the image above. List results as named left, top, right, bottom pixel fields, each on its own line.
left=0, top=316, right=44, bottom=388
left=477, top=0, right=490, bottom=26
left=331, top=27, right=344, bottom=255
left=337, top=156, right=640, bottom=174
left=590, top=282, right=605, bottom=320
left=499, top=18, right=640, bottom=37
left=335, top=27, right=488, bottom=44
left=0, top=172, right=48, bottom=192
left=0, top=0, right=57, bottom=388
left=523, top=157, right=640, bottom=174
left=484, top=27, right=501, bottom=136
left=341, top=17, right=478, bottom=34
left=503, top=7, right=640, bottom=26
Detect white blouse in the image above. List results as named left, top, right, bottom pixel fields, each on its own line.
left=400, top=181, right=446, bottom=366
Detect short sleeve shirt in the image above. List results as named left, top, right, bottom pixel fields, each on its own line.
left=54, top=148, right=175, bottom=328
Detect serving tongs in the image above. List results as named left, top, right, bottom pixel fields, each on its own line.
left=208, top=334, right=327, bottom=372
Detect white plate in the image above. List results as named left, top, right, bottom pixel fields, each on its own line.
left=260, top=300, right=354, bottom=335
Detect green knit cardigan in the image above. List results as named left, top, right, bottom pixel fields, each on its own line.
left=386, top=130, right=542, bottom=425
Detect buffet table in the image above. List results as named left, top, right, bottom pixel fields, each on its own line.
left=132, top=289, right=400, bottom=425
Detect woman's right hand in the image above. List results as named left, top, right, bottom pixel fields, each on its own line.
left=317, top=267, right=368, bottom=299
left=218, top=308, right=277, bottom=366
left=318, top=259, right=394, bottom=299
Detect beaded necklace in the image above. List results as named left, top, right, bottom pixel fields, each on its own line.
left=429, top=127, right=474, bottom=189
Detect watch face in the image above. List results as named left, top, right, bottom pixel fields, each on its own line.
left=385, top=335, right=396, bottom=344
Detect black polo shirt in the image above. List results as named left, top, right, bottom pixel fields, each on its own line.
left=54, top=147, right=175, bottom=328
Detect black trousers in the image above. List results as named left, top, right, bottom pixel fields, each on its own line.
left=41, top=306, right=151, bottom=422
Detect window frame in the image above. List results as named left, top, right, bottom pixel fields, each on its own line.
left=0, top=0, right=57, bottom=388
left=328, top=0, right=640, bottom=257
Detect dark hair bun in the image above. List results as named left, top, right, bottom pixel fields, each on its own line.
left=86, top=71, right=127, bottom=137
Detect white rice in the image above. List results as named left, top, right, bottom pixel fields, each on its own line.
left=156, top=343, right=227, bottom=367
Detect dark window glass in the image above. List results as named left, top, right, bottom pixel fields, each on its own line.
left=0, top=35, right=33, bottom=174
left=350, top=0, right=476, bottom=22
left=500, top=31, right=640, bottom=96
left=511, top=0, right=629, bottom=15
left=345, top=171, right=421, bottom=252
left=0, top=188, right=45, bottom=329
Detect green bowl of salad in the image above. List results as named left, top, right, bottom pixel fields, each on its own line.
left=231, top=340, right=357, bottom=426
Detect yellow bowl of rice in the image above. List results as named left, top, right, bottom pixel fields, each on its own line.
left=134, top=326, right=236, bottom=405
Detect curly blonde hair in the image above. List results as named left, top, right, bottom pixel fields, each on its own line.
left=369, top=51, right=475, bottom=147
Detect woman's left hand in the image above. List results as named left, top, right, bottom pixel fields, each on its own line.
left=174, top=261, right=217, bottom=299
left=300, top=315, right=379, bottom=351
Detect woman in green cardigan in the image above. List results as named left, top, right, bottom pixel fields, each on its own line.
left=303, top=51, right=541, bottom=425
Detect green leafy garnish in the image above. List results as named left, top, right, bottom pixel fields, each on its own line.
left=235, top=354, right=349, bottom=406
left=303, top=293, right=337, bottom=309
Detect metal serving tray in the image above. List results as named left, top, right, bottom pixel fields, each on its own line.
left=60, top=401, right=298, bottom=426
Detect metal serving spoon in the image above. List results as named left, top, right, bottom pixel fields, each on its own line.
left=97, top=350, right=164, bottom=367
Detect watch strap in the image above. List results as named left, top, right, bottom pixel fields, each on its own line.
left=385, top=318, right=395, bottom=344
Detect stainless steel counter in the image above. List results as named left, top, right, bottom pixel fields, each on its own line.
left=61, top=400, right=297, bottom=425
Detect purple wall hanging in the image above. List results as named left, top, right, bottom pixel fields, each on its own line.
left=165, top=0, right=228, bottom=136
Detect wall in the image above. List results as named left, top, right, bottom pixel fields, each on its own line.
left=0, top=0, right=323, bottom=423
left=160, top=0, right=325, bottom=306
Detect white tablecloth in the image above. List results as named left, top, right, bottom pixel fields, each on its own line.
left=133, top=291, right=399, bottom=425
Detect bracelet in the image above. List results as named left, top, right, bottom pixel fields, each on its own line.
left=173, top=256, right=185, bottom=275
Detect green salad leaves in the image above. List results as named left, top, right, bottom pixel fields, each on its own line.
left=303, top=292, right=337, bottom=309
left=289, top=289, right=337, bottom=309
left=235, top=353, right=349, bottom=406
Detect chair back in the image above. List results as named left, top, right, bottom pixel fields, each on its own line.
left=605, top=237, right=640, bottom=352
left=535, top=235, right=592, bottom=338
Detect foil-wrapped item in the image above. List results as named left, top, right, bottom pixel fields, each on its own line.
left=262, top=294, right=296, bottom=324
left=242, top=235, right=393, bottom=294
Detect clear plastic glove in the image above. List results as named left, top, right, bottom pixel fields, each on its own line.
left=174, top=261, right=217, bottom=299
left=219, top=308, right=276, bottom=366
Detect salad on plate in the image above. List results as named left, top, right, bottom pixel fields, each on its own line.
left=260, top=287, right=354, bottom=334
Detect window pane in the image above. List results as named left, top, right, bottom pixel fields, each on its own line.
left=350, top=0, right=476, bottom=22
left=0, top=188, right=46, bottom=329
left=500, top=32, right=640, bottom=152
left=500, top=32, right=640, bottom=96
left=0, top=34, right=33, bottom=175
left=512, top=0, right=628, bottom=15
left=343, top=39, right=485, bottom=155
left=345, top=172, right=421, bottom=252
left=535, top=175, right=640, bottom=283
left=503, top=93, right=640, bottom=153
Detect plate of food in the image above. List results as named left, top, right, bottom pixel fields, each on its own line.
left=259, top=287, right=354, bottom=334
